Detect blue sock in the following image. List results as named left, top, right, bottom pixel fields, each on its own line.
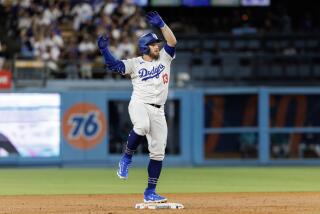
left=146, top=159, right=163, bottom=191
left=123, top=130, right=144, bottom=159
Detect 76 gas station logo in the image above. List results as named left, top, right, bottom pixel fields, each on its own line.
left=68, top=111, right=101, bottom=139
left=63, top=103, right=107, bottom=150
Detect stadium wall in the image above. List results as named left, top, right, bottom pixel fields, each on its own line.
left=1, top=87, right=320, bottom=167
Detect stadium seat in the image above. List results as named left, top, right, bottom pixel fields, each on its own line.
left=248, top=40, right=260, bottom=51
left=270, top=65, right=284, bottom=77
left=206, top=65, right=221, bottom=79
left=191, top=65, right=207, bottom=80
left=218, top=40, right=232, bottom=52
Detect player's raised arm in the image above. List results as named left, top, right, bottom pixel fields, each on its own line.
left=97, top=35, right=125, bottom=75
left=146, top=11, right=177, bottom=48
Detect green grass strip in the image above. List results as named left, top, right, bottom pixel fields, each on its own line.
left=0, top=167, right=319, bottom=195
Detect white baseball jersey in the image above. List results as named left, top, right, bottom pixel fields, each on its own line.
left=122, top=48, right=175, bottom=105
left=121, top=47, right=175, bottom=161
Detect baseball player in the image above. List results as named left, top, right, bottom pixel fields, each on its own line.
left=97, top=11, right=177, bottom=203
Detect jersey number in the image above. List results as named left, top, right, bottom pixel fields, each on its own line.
left=162, top=73, right=169, bottom=84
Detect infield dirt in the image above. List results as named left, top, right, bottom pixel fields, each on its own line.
left=0, top=192, right=319, bottom=214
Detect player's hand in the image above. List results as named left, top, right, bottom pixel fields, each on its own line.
left=146, top=11, right=165, bottom=28
left=97, top=35, right=109, bottom=51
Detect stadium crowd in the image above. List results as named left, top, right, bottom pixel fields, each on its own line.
left=0, top=0, right=149, bottom=78
left=0, top=0, right=319, bottom=79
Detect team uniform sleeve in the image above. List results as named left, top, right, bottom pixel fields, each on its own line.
left=160, top=43, right=176, bottom=62
left=121, top=58, right=135, bottom=75
left=99, top=46, right=125, bottom=74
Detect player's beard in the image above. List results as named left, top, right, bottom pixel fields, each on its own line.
left=149, top=52, right=159, bottom=60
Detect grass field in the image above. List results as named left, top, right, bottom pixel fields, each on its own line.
left=0, top=167, right=320, bottom=195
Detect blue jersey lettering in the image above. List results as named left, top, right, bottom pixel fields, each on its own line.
left=138, top=64, right=165, bottom=81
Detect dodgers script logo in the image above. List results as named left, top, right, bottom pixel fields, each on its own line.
left=138, top=64, right=165, bottom=81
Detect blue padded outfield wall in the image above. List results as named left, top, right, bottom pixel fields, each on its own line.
left=1, top=87, right=320, bottom=166
left=60, top=90, right=192, bottom=167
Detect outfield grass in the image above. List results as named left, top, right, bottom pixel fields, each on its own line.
left=0, top=167, right=320, bottom=195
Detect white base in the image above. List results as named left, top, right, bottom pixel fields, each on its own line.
left=135, top=202, right=184, bottom=209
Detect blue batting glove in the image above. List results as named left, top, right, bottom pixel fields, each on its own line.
left=146, top=11, right=165, bottom=28
left=97, top=35, right=109, bottom=51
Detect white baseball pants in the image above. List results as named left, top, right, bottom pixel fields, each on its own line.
left=128, top=99, right=167, bottom=161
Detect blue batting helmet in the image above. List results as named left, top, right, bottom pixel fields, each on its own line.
left=138, top=33, right=161, bottom=54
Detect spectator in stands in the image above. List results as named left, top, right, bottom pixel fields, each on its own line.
left=62, top=36, right=79, bottom=79
left=33, top=32, right=60, bottom=77
left=102, top=0, right=118, bottom=16
left=1, top=0, right=146, bottom=70
left=78, top=33, right=96, bottom=56
left=30, top=13, right=43, bottom=36
left=58, top=1, right=73, bottom=25
left=41, top=2, right=61, bottom=27
left=18, top=9, right=32, bottom=30
left=19, top=0, right=31, bottom=9
left=48, top=30, right=64, bottom=50
left=79, top=53, right=92, bottom=79
left=63, top=37, right=78, bottom=60
left=120, top=0, right=137, bottom=18
left=71, top=1, right=93, bottom=31
left=0, top=41, right=7, bottom=70
left=20, top=38, right=35, bottom=59
left=116, top=35, right=136, bottom=59
left=34, top=34, right=46, bottom=59
left=2, top=0, right=319, bottom=82
left=45, top=46, right=60, bottom=77
left=110, top=22, right=121, bottom=41
left=128, top=9, right=149, bottom=37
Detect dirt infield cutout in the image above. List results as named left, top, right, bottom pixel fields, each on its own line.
left=0, top=192, right=320, bottom=214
